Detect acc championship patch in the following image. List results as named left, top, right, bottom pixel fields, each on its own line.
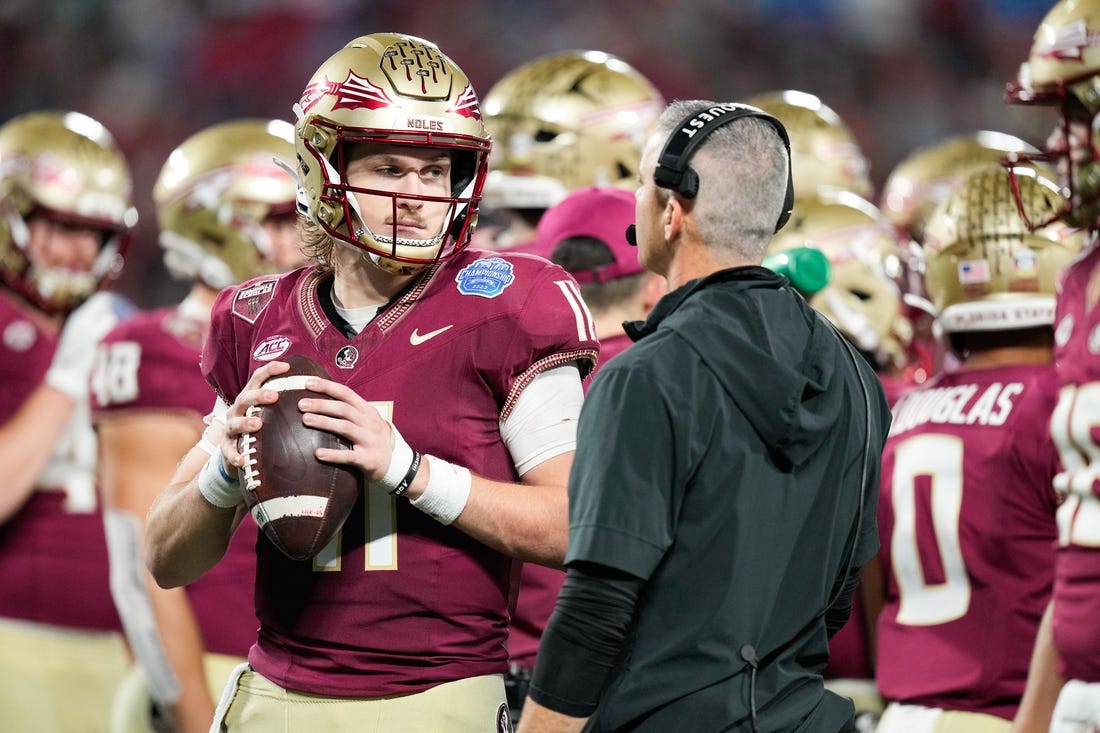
left=232, top=278, right=279, bottom=323
left=455, top=257, right=515, bottom=298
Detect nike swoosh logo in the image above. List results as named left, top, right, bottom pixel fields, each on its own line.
left=409, top=324, right=454, bottom=346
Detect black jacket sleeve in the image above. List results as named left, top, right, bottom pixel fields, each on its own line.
left=527, top=562, right=644, bottom=717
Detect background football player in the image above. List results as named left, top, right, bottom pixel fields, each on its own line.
left=1005, top=1, right=1100, bottom=730
left=878, top=131, right=1038, bottom=246
left=143, top=32, right=598, bottom=732
left=473, top=49, right=664, bottom=252
left=0, top=110, right=138, bottom=732
left=92, top=118, right=303, bottom=733
left=876, top=164, right=1079, bottom=733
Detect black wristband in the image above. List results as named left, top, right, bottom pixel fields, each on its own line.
left=388, top=450, right=422, bottom=497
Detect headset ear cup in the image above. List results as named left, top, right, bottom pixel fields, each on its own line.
left=679, top=169, right=700, bottom=199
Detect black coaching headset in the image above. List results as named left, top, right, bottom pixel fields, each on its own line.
left=626, top=102, right=795, bottom=246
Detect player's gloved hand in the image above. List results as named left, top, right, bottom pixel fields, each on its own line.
left=45, top=291, right=135, bottom=401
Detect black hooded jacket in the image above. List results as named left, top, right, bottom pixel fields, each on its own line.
left=539, top=265, right=891, bottom=732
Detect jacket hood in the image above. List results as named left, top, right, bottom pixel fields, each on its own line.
left=629, top=266, right=857, bottom=469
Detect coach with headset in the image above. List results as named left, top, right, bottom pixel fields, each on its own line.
left=516, top=100, right=892, bottom=733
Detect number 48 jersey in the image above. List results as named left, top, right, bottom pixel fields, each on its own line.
left=89, top=296, right=260, bottom=657
left=876, top=364, right=1061, bottom=719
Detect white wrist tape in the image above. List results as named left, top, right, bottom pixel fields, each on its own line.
left=197, top=453, right=243, bottom=508
left=411, top=455, right=471, bottom=525
left=197, top=428, right=220, bottom=457
left=371, top=423, right=417, bottom=494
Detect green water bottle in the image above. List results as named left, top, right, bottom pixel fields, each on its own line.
left=762, top=246, right=831, bottom=297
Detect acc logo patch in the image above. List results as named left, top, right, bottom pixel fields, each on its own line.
left=232, top=279, right=278, bottom=324
left=456, top=257, right=515, bottom=298
left=253, top=335, right=291, bottom=361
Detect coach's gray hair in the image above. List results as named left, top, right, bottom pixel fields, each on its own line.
left=653, top=100, right=790, bottom=261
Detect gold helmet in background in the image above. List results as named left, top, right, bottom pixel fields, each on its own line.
left=1006, top=0, right=1100, bottom=229
left=768, top=189, right=920, bottom=371
left=155, top=119, right=299, bottom=290
left=0, top=110, right=137, bottom=315
left=293, top=33, right=491, bottom=275
left=922, top=164, right=1085, bottom=334
left=481, top=49, right=665, bottom=209
left=879, top=131, right=1037, bottom=243
left=744, top=89, right=872, bottom=200
left=1007, top=0, right=1100, bottom=112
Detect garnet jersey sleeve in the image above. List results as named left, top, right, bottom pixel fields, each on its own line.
left=465, top=252, right=598, bottom=418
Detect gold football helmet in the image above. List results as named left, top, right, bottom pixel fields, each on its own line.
left=744, top=90, right=872, bottom=200
left=879, top=131, right=1038, bottom=243
left=922, top=164, right=1085, bottom=333
left=1006, top=0, right=1100, bottom=229
left=294, top=33, right=491, bottom=274
left=155, top=119, right=299, bottom=289
left=767, top=189, right=920, bottom=371
left=481, top=50, right=665, bottom=209
left=0, top=110, right=136, bottom=315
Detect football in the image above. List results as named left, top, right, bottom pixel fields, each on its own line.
left=238, top=354, right=361, bottom=561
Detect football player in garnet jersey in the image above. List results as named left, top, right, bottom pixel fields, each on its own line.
left=92, top=119, right=304, bottom=733
left=874, top=164, right=1081, bottom=733
left=143, top=33, right=597, bottom=733
left=0, top=111, right=138, bottom=732
left=1004, top=2, right=1100, bottom=731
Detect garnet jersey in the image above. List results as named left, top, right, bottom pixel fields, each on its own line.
left=0, top=290, right=121, bottom=631
left=90, top=298, right=259, bottom=656
left=202, top=251, right=598, bottom=697
left=1049, top=241, right=1100, bottom=683
left=877, top=365, right=1061, bottom=719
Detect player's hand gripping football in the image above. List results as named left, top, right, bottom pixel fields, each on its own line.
left=293, top=376, right=399, bottom=487
left=220, top=360, right=290, bottom=474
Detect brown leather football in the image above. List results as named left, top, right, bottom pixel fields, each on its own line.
left=238, top=354, right=361, bottom=561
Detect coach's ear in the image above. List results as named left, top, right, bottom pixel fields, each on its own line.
left=663, top=196, right=685, bottom=243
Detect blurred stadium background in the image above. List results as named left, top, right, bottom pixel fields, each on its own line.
left=0, top=0, right=1057, bottom=308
